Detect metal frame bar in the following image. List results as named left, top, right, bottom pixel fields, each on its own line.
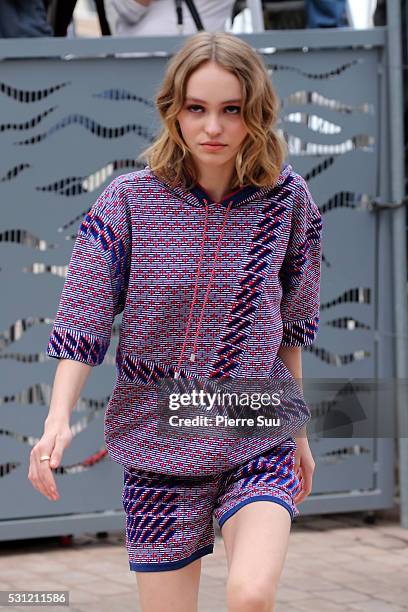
left=0, top=28, right=386, bottom=60
left=386, top=0, right=408, bottom=528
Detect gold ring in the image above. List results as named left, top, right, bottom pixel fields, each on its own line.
left=40, top=455, right=51, bottom=462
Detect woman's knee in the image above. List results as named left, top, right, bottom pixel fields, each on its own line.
left=226, top=578, right=277, bottom=612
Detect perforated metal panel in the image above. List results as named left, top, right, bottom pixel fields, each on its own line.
left=0, top=29, right=395, bottom=539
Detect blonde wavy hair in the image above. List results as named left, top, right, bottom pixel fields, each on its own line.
left=138, top=31, right=287, bottom=191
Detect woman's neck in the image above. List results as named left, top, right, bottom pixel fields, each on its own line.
left=196, top=165, right=236, bottom=203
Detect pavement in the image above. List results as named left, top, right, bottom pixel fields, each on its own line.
left=0, top=506, right=407, bottom=612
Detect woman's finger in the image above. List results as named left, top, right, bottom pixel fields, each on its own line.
left=38, top=458, right=59, bottom=501
left=29, top=445, right=57, bottom=501
left=50, top=431, right=72, bottom=469
left=28, top=452, right=42, bottom=496
left=294, top=470, right=305, bottom=504
left=294, top=466, right=313, bottom=504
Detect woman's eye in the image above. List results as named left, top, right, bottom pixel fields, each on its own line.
left=185, top=105, right=241, bottom=114
left=225, top=106, right=241, bottom=114
left=187, top=105, right=203, bottom=113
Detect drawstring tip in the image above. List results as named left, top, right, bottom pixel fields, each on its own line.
left=190, top=353, right=196, bottom=362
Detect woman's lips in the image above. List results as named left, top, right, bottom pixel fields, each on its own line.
left=200, top=143, right=227, bottom=151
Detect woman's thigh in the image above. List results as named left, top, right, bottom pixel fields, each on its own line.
left=135, top=558, right=202, bottom=612
left=221, top=500, right=291, bottom=573
left=221, top=501, right=291, bottom=607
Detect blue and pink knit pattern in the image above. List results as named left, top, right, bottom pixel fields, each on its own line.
left=47, top=164, right=323, bottom=476
left=122, top=437, right=300, bottom=571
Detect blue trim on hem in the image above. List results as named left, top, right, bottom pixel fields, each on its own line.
left=217, top=495, right=294, bottom=528
left=129, top=543, right=214, bottom=572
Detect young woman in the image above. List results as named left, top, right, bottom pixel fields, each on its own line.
left=29, top=32, right=322, bottom=612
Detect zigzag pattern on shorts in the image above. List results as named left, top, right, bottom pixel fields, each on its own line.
left=239, top=445, right=296, bottom=489
left=123, top=472, right=181, bottom=544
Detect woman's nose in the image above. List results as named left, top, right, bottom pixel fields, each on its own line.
left=204, top=115, right=222, bottom=135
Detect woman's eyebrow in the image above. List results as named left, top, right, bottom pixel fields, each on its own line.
left=185, top=96, right=242, bottom=104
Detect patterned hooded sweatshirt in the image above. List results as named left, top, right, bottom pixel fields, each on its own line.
left=47, top=163, right=323, bottom=476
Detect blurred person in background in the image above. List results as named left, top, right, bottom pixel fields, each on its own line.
left=48, top=0, right=111, bottom=36
left=305, top=0, right=347, bottom=28
left=106, top=0, right=235, bottom=36
left=0, top=0, right=53, bottom=37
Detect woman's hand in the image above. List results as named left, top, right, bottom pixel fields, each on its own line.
left=28, top=418, right=73, bottom=502
left=293, top=435, right=315, bottom=504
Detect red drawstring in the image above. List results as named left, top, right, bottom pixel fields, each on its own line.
left=175, top=203, right=209, bottom=377
left=174, top=200, right=233, bottom=379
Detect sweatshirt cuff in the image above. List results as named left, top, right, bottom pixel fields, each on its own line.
left=281, top=315, right=319, bottom=348
left=47, top=325, right=110, bottom=366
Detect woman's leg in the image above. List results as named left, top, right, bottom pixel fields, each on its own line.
left=221, top=501, right=292, bottom=612
left=135, top=558, right=202, bottom=612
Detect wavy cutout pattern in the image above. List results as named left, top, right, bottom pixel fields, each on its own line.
left=0, top=382, right=110, bottom=412
left=93, top=88, right=155, bottom=108
left=281, top=112, right=342, bottom=134
left=0, top=383, right=52, bottom=407
left=0, top=407, right=104, bottom=446
left=282, top=132, right=374, bottom=155
left=23, top=263, right=68, bottom=278
left=38, top=176, right=89, bottom=197
left=0, top=230, right=55, bottom=250
left=53, top=448, right=108, bottom=474
left=320, top=191, right=371, bottom=214
left=304, top=157, right=335, bottom=181
left=14, top=115, right=154, bottom=145
left=1, top=107, right=56, bottom=132
left=0, top=427, right=38, bottom=447
left=0, top=462, right=19, bottom=477
left=320, top=444, right=370, bottom=460
left=281, top=91, right=373, bottom=114
left=308, top=346, right=371, bottom=366
left=0, top=452, right=108, bottom=476
left=0, top=351, right=117, bottom=365
left=325, top=317, right=371, bottom=330
left=267, top=59, right=361, bottom=80
left=0, top=81, right=69, bottom=103
left=0, top=163, right=30, bottom=183
left=37, top=159, right=143, bottom=199
left=321, top=288, right=371, bottom=310
left=0, top=316, right=121, bottom=349
left=0, top=316, right=54, bottom=351
left=70, top=406, right=105, bottom=436
left=0, top=353, right=47, bottom=363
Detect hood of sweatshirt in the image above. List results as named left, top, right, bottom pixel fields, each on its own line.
left=143, top=162, right=292, bottom=210
left=141, top=162, right=293, bottom=379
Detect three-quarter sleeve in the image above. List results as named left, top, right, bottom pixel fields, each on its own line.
left=279, top=177, right=323, bottom=348
left=46, top=178, right=131, bottom=366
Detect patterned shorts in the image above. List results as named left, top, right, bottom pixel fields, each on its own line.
left=122, top=437, right=301, bottom=572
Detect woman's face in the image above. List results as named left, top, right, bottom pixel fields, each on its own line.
left=176, top=61, right=248, bottom=173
